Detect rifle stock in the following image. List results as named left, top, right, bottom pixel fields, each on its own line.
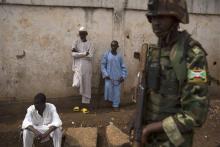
left=132, top=44, right=149, bottom=147
left=132, top=85, right=146, bottom=147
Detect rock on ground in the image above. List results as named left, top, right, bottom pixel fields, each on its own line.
left=106, top=123, right=130, bottom=147
left=64, top=127, right=97, bottom=147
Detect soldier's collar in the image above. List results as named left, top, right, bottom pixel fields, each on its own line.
left=159, top=29, right=179, bottom=48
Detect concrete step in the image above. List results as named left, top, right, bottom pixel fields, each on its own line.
left=64, top=127, right=98, bottom=147
left=106, top=123, right=130, bottom=147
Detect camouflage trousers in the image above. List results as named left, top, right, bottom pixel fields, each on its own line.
left=145, top=132, right=193, bottom=147
left=145, top=141, right=173, bottom=147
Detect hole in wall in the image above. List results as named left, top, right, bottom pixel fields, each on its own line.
left=213, top=61, right=217, bottom=66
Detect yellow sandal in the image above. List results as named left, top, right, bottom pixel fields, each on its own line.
left=81, top=108, right=89, bottom=114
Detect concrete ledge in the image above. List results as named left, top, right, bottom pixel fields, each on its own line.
left=64, top=127, right=98, bottom=147
left=106, top=123, right=130, bottom=147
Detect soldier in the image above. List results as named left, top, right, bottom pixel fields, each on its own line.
left=130, top=0, right=209, bottom=147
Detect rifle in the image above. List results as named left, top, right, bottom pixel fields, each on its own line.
left=132, top=44, right=148, bottom=147
left=132, top=44, right=161, bottom=147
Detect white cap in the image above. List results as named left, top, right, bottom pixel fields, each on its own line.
left=79, top=26, right=87, bottom=32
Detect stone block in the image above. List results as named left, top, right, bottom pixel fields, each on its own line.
left=106, top=124, right=130, bottom=147
left=64, top=127, right=97, bottom=147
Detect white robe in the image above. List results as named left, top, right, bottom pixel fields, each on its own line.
left=72, top=39, right=94, bottom=102
left=22, top=103, right=62, bottom=147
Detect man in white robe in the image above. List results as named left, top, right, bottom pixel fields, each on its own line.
left=22, top=93, right=62, bottom=147
left=71, top=27, right=94, bottom=112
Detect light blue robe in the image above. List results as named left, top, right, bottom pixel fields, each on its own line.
left=101, top=51, right=128, bottom=107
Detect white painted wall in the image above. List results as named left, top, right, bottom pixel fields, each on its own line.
left=0, top=5, right=113, bottom=98
left=0, top=0, right=219, bottom=99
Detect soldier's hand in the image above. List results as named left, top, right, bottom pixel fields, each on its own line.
left=141, top=122, right=163, bottom=144
left=141, top=125, right=150, bottom=144
left=86, top=51, right=89, bottom=56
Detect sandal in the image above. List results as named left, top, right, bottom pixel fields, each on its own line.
left=81, top=108, right=89, bottom=114
left=73, top=106, right=80, bottom=112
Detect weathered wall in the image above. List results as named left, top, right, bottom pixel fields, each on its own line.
left=0, top=5, right=113, bottom=98
left=0, top=0, right=220, bottom=99
left=1, top=0, right=220, bottom=14
left=123, top=11, right=220, bottom=97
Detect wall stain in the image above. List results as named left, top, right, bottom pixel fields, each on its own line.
left=123, top=0, right=128, bottom=9
left=16, top=50, right=26, bottom=59
left=18, top=18, right=32, bottom=29
left=39, top=35, right=56, bottom=48
left=114, top=10, right=123, bottom=25
left=85, top=8, right=94, bottom=26
left=191, top=22, right=198, bottom=36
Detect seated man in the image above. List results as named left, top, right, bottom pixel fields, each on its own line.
left=22, top=93, right=62, bottom=147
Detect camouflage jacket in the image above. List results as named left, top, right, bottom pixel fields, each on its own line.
left=144, top=31, right=209, bottom=147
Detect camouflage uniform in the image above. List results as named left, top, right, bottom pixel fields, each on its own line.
left=143, top=0, right=209, bottom=146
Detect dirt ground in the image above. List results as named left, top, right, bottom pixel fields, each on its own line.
left=0, top=99, right=220, bottom=147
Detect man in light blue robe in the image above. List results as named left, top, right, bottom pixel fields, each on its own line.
left=101, top=40, right=128, bottom=111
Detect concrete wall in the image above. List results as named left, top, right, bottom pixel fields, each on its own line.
left=0, top=5, right=114, bottom=98
left=0, top=0, right=220, bottom=99
left=2, top=0, right=220, bottom=14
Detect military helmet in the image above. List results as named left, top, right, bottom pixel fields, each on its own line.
left=146, top=0, right=189, bottom=24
